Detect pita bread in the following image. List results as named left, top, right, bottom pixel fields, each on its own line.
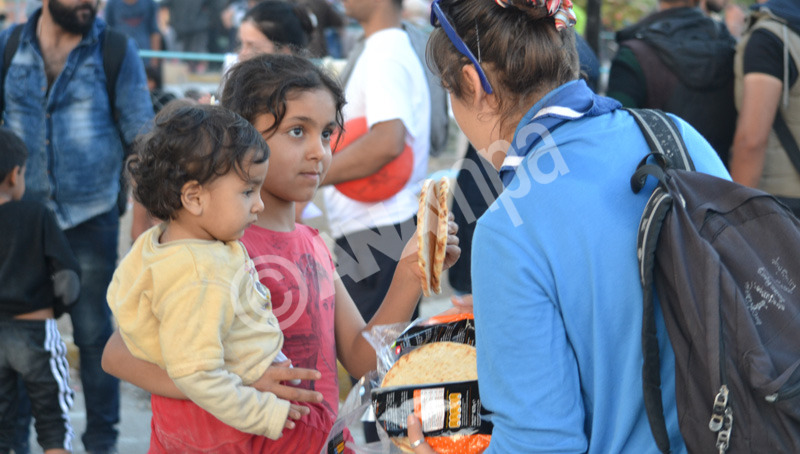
left=416, top=179, right=437, bottom=297
left=416, top=177, right=450, bottom=296
left=431, top=178, right=450, bottom=294
left=381, top=342, right=477, bottom=388
left=381, top=342, right=478, bottom=453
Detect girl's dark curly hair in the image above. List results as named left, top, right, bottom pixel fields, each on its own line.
left=220, top=53, right=346, bottom=142
left=127, top=102, right=269, bottom=220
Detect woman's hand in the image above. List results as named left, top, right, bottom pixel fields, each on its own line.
left=251, top=360, right=325, bottom=405
left=407, top=414, right=436, bottom=453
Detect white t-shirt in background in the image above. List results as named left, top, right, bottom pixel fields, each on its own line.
left=324, top=28, right=431, bottom=239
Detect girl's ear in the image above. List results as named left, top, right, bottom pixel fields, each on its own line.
left=460, top=64, right=497, bottom=111
left=180, top=181, right=204, bottom=216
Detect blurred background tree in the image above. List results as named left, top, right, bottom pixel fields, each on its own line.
left=574, top=0, right=760, bottom=32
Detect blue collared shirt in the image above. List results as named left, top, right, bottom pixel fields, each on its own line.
left=0, top=9, right=154, bottom=228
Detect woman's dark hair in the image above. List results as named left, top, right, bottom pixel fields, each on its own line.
left=243, top=0, right=314, bottom=53
left=220, top=53, right=346, bottom=140
left=428, top=0, right=579, bottom=125
left=127, top=102, right=269, bottom=220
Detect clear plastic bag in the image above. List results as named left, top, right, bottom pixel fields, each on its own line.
left=362, top=313, right=491, bottom=453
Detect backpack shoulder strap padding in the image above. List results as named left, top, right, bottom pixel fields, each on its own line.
left=626, top=108, right=695, bottom=171
left=101, top=28, right=128, bottom=118
left=627, top=107, right=694, bottom=454
left=1, top=24, right=24, bottom=119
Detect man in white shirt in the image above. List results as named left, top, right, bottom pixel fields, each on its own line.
left=323, top=0, right=430, bottom=352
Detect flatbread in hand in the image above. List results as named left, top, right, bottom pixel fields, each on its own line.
left=416, top=177, right=450, bottom=297
left=431, top=178, right=450, bottom=295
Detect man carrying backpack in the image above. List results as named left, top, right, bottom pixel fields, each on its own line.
left=0, top=1, right=154, bottom=452
left=607, top=0, right=738, bottom=165
left=730, top=0, right=800, bottom=217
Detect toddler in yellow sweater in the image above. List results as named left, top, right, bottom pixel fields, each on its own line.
left=107, top=103, right=305, bottom=444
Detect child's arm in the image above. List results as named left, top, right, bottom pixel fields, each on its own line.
left=172, top=370, right=295, bottom=438
left=103, top=330, right=320, bottom=421
left=102, top=330, right=186, bottom=399
left=154, top=282, right=310, bottom=439
left=335, top=217, right=461, bottom=378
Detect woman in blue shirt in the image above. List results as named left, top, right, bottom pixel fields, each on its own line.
left=407, top=0, right=729, bottom=452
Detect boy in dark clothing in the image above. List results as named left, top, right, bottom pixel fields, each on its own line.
left=607, top=0, right=738, bottom=165
left=0, top=128, right=79, bottom=454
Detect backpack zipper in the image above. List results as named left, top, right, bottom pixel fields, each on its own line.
left=765, top=379, right=800, bottom=402
left=709, top=303, right=733, bottom=453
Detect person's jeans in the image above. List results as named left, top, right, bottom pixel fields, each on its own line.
left=64, top=210, right=120, bottom=452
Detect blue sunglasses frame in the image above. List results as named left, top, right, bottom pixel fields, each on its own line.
left=430, top=0, right=494, bottom=94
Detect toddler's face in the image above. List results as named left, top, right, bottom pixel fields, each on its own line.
left=199, top=156, right=269, bottom=241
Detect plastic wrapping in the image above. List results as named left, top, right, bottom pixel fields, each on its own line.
left=371, top=313, right=476, bottom=377
left=365, top=313, right=491, bottom=453
left=321, top=371, right=386, bottom=454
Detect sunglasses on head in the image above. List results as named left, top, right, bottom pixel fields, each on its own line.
left=430, top=0, right=494, bottom=94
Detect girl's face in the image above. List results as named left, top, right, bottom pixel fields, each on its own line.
left=238, top=20, right=282, bottom=60
left=253, top=88, right=338, bottom=207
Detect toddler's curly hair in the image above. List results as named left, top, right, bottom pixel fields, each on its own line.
left=127, top=102, right=269, bottom=220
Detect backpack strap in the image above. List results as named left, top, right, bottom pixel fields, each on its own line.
left=773, top=110, right=800, bottom=175
left=101, top=28, right=127, bottom=123
left=627, top=108, right=693, bottom=454
left=1, top=24, right=24, bottom=121
left=627, top=108, right=695, bottom=171
left=99, top=28, right=133, bottom=216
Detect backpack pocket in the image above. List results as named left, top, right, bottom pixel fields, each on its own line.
left=743, top=314, right=800, bottom=418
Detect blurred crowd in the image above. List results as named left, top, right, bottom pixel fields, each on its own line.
left=0, top=0, right=434, bottom=61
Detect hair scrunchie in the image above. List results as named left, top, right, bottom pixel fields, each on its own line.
left=493, top=0, right=577, bottom=30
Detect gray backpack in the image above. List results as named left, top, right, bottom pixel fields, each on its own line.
left=629, top=109, right=800, bottom=453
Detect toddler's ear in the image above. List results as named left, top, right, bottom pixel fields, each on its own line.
left=180, top=180, right=204, bottom=216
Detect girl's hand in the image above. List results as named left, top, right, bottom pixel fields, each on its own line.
left=252, top=361, right=325, bottom=404
left=407, top=414, right=436, bottom=454
left=284, top=403, right=311, bottom=430
left=400, top=213, right=461, bottom=279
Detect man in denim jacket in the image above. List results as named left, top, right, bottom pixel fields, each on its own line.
left=0, top=1, right=154, bottom=452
